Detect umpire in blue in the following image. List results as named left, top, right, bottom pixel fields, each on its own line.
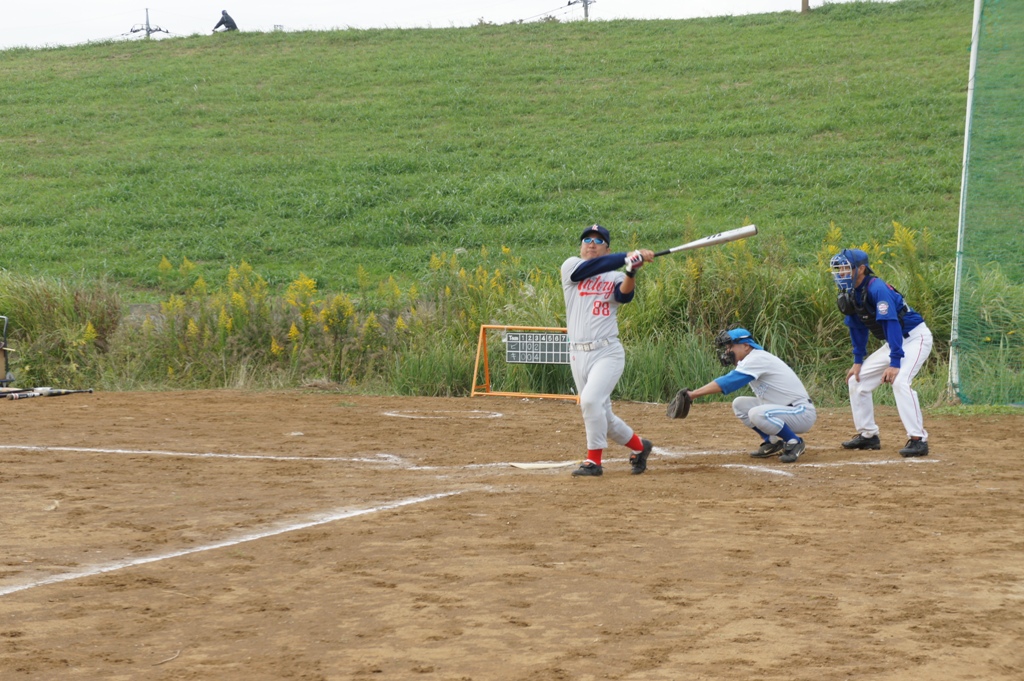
left=830, top=248, right=933, bottom=457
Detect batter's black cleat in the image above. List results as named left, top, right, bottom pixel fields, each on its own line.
left=750, top=440, right=785, bottom=458
left=572, top=461, right=603, bottom=477
left=629, top=439, right=653, bottom=475
left=841, top=433, right=881, bottom=450
left=899, top=439, right=929, bottom=457
left=780, top=438, right=805, bottom=463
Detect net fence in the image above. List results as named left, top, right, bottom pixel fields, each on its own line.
left=951, top=0, right=1024, bottom=405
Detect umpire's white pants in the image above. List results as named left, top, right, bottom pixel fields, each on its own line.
left=570, top=340, right=634, bottom=450
left=849, top=323, right=932, bottom=441
left=732, top=397, right=817, bottom=441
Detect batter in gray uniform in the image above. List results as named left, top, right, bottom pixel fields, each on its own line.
left=679, top=328, right=816, bottom=463
left=561, top=224, right=655, bottom=477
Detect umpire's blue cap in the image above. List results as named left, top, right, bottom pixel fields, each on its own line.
left=837, top=248, right=874, bottom=275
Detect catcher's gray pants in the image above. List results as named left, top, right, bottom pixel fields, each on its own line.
left=732, top=397, right=817, bottom=441
left=569, top=339, right=634, bottom=450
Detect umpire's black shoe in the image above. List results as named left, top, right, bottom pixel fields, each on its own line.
left=572, top=461, right=603, bottom=477
left=629, top=439, right=653, bottom=475
left=899, top=438, right=929, bottom=457
left=780, top=438, right=805, bottom=463
left=750, top=440, right=785, bottom=458
left=841, top=434, right=881, bottom=450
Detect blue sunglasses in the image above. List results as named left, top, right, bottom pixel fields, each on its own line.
left=582, top=237, right=606, bottom=245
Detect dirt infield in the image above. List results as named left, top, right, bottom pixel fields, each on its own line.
left=1, top=390, right=1022, bottom=680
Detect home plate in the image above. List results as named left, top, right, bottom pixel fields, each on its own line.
left=509, top=461, right=577, bottom=469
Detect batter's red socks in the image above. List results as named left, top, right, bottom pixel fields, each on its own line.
left=587, top=449, right=603, bottom=465
left=625, top=434, right=644, bottom=452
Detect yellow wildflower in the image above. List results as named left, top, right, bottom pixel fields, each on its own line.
left=82, top=321, right=98, bottom=344
left=161, top=295, right=186, bottom=316
left=357, top=265, right=371, bottom=290
left=190, top=276, right=208, bottom=297
left=362, top=312, right=380, bottom=335
left=218, top=306, right=233, bottom=332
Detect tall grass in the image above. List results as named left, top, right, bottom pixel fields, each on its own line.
left=0, top=273, right=121, bottom=387
left=3, top=222, right=1003, bottom=408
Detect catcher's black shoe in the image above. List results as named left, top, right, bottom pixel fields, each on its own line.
left=572, top=461, right=603, bottom=477
left=780, top=438, right=805, bottom=463
left=841, top=433, right=881, bottom=450
left=750, top=440, right=785, bottom=458
left=629, top=439, right=653, bottom=475
left=899, top=438, right=929, bottom=457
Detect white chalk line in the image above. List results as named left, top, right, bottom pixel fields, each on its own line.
left=0, top=491, right=467, bottom=598
left=1, top=444, right=939, bottom=476
left=381, top=409, right=503, bottom=419
left=720, top=464, right=795, bottom=477
left=0, top=445, right=412, bottom=465
left=655, top=446, right=940, bottom=467
left=798, top=458, right=941, bottom=468
left=656, top=447, right=740, bottom=459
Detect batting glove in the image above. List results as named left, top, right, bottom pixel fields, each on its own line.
left=625, top=250, right=644, bottom=273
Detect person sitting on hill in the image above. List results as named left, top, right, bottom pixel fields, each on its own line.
left=213, top=10, right=238, bottom=32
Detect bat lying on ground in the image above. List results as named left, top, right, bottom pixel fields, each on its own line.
left=8, top=388, right=94, bottom=400
left=653, top=224, right=758, bottom=258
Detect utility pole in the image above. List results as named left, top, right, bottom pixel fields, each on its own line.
left=567, top=0, right=594, bottom=21
left=802, top=0, right=810, bottom=12
left=130, top=8, right=169, bottom=39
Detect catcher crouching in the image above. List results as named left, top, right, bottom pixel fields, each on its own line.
left=668, top=328, right=816, bottom=463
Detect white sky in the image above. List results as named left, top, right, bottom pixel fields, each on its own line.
left=1, top=1, right=900, bottom=51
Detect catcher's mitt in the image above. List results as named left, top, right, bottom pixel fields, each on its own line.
left=666, top=388, right=692, bottom=419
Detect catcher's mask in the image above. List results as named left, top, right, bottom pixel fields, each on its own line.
left=830, top=248, right=873, bottom=292
left=715, top=328, right=763, bottom=366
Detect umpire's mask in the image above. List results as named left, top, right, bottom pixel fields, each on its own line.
left=830, top=251, right=856, bottom=292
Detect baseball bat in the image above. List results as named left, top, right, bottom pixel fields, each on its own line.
left=653, top=224, right=757, bottom=258
left=8, top=388, right=94, bottom=400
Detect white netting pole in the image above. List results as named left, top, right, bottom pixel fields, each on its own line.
left=948, top=0, right=985, bottom=401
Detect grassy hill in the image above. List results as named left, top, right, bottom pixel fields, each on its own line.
left=0, top=0, right=971, bottom=296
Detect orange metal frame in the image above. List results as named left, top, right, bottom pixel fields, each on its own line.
left=0, top=315, right=12, bottom=386
left=471, top=324, right=579, bottom=402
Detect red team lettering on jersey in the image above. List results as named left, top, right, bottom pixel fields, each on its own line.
left=578, top=276, right=615, bottom=317
left=577, top=276, right=616, bottom=298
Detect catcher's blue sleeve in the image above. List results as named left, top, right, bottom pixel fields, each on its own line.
left=714, top=370, right=754, bottom=395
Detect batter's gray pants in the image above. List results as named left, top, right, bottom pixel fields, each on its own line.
left=569, top=340, right=634, bottom=450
